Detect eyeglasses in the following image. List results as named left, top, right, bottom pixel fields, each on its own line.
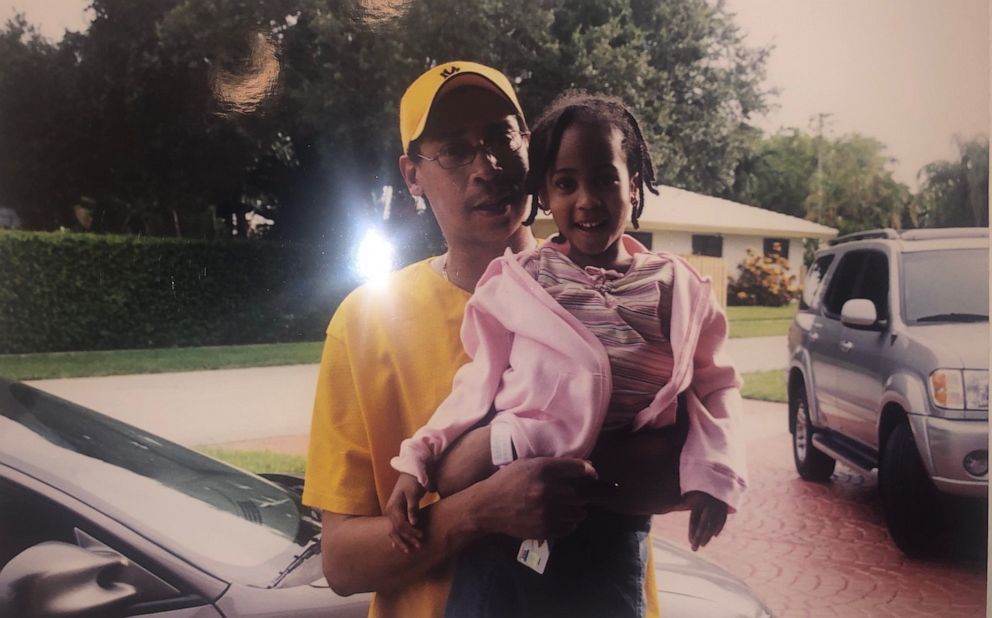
left=417, top=129, right=529, bottom=170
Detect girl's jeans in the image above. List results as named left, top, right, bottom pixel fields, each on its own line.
left=444, top=509, right=651, bottom=618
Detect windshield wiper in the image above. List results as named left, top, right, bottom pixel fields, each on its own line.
left=269, top=535, right=322, bottom=589
left=916, top=313, right=989, bottom=323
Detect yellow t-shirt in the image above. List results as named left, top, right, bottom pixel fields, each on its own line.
left=303, top=259, right=661, bottom=618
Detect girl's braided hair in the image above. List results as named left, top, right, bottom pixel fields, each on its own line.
left=524, top=90, right=659, bottom=229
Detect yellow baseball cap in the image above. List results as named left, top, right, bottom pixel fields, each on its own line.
left=399, top=61, right=525, bottom=153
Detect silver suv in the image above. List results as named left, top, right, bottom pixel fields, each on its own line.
left=787, top=227, right=988, bottom=557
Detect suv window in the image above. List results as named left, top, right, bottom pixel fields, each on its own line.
left=822, top=250, right=889, bottom=319
left=800, top=254, right=834, bottom=310
left=902, top=248, right=989, bottom=323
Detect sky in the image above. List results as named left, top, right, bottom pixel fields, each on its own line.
left=2, top=0, right=988, bottom=190
left=725, top=0, right=989, bottom=189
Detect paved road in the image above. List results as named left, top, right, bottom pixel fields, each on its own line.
left=27, top=336, right=789, bottom=446
left=725, top=335, right=789, bottom=373
left=28, top=364, right=320, bottom=445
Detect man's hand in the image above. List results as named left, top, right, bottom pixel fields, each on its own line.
left=320, top=456, right=602, bottom=595
left=385, top=473, right=426, bottom=554
left=475, top=457, right=600, bottom=540
left=685, top=491, right=728, bottom=551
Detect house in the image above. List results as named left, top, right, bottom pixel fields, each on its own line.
left=533, top=184, right=838, bottom=280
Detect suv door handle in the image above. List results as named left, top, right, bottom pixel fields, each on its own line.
left=839, top=340, right=853, bottom=352
left=809, top=332, right=820, bottom=342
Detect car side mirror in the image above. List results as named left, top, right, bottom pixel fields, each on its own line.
left=841, top=298, right=879, bottom=328
left=0, top=541, right=137, bottom=617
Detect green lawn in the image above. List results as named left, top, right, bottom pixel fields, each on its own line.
left=740, top=370, right=787, bottom=402
left=725, top=306, right=797, bottom=321
left=0, top=304, right=796, bottom=380
left=726, top=304, right=797, bottom=339
left=0, top=341, right=324, bottom=381
left=197, top=447, right=307, bottom=475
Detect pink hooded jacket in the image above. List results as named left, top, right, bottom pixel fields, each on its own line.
left=391, top=237, right=748, bottom=511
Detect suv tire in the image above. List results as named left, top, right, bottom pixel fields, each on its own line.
left=879, top=422, right=941, bottom=558
left=791, top=381, right=836, bottom=482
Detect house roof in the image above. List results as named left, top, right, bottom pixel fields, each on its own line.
left=639, top=185, right=838, bottom=239
left=538, top=185, right=838, bottom=239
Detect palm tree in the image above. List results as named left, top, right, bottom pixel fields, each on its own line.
left=913, top=137, right=989, bottom=228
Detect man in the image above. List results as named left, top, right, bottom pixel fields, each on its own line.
left=303, top=61, right=683, bottom=618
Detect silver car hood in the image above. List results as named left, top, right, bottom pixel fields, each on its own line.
left=652, top=537, right=772, bottom=618
left=907, top=322, right=990, bottom=368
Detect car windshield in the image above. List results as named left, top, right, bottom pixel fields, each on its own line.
left=902, top=248, right=990, bottom=324
left=0, top=379, right=320, bottom=587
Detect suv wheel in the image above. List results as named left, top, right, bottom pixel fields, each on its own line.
left=879, top=422, right=941, bottom=558
left=791, top=381, right=836, bottom=481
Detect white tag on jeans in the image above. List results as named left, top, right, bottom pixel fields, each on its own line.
left=517, top=538, right=550, bottom=574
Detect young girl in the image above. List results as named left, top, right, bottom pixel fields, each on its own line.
left=388, top=92, right=747, bottom=617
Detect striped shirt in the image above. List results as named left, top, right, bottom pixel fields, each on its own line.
left=522, top=246, right=675, bottom=430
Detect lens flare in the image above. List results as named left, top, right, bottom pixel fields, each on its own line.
left=356, top=228, right=395, bottom=287
left=211, top=32, right=281, bottom=115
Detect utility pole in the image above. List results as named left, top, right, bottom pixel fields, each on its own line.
left=811, top=113, right=832, bottom=224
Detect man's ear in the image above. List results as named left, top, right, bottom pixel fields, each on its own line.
left=398, top=154, right=422, bottom=197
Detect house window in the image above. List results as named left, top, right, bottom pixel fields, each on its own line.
left=628, top=231, right=652, bottom=250
left=691, top=234, right=722, bottom=257
left=763, top=238, right=790, bottom=258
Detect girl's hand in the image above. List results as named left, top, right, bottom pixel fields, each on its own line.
left=385, top=473, right=426, bottom=553
left=685, top=491, right=728, bottom=551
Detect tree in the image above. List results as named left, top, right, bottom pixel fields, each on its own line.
left=1, top=0, right=773, bottom=249
left=913, top=137, right=989, bottom=228
left=735, top=127, right=911, bottom=236
left=631, top=0, right=772, bottom=194
left=259, top=0, right=410, bottom=242
left=397, top=0, right=771, bottom=195
left=0, top=15, right=81, bottom=230
left=66, top=0, right=309, bottom=237
left=803, top=134, right=910, bottom=235
left=732, top=128, right=817, bottom=218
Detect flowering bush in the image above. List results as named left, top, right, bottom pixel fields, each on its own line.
left=727, top=248, right=800, bottom=307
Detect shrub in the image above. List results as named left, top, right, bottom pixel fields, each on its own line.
left=727, top=248, right=800, bottom=307
left=0, top=230, right=351, bottom=354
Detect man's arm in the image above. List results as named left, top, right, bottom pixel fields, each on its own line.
left=433, top=423, right=686, bottom=514
left=322, top=457, right=599, bottom=596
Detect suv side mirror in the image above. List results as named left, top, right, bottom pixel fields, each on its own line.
left=841, top=298, right=879, bottom=328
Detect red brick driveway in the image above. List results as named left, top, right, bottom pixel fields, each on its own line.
left=651, top=414, right=988, bottom=617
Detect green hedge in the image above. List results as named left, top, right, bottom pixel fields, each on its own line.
left=0, top=231, right=350, bottom=354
